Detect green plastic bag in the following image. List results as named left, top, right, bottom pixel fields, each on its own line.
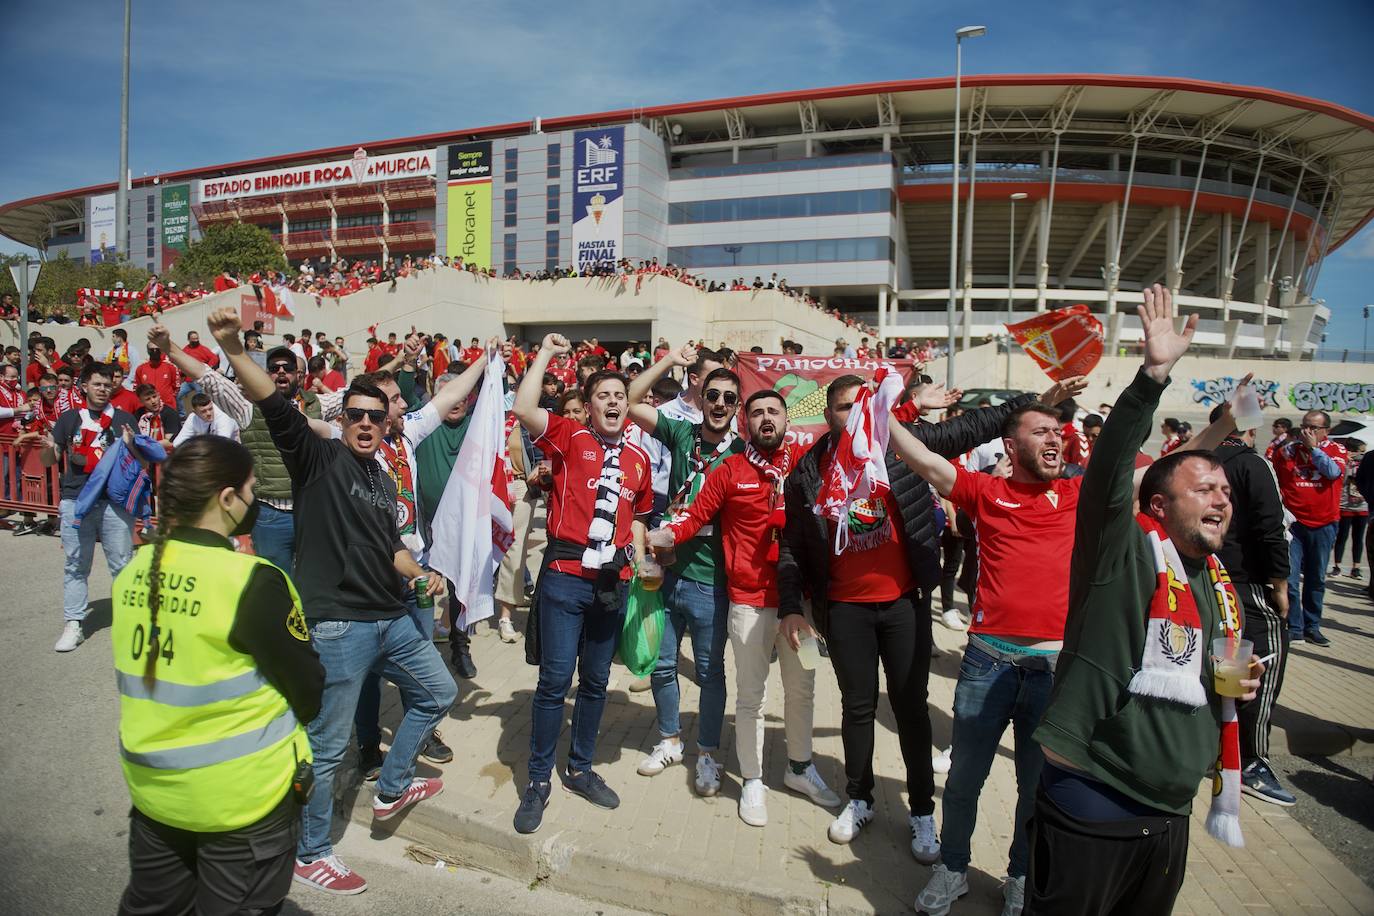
left=618, top=576, right=666, bottom=678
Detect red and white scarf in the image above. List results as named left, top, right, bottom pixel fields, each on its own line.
left=57, top=387, right=86, bottom=414
left=815, top=368, right=903, bottom=553
left=73, top=405, right=116, bottom=469
left=1132, top=513, right=1245, bottom=847
left=744, top=442, right=792, bottom=564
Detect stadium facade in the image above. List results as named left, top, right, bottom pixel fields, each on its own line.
left=3, top=74, right=1372, bottom=357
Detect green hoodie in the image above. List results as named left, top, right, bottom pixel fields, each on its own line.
left=1034, top=369, right=1225, bottom=815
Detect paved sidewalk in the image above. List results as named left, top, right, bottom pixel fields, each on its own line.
left=349, top=582, right=1374, bottom=915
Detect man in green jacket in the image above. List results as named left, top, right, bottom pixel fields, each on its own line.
left=1027, top=286, right=1265, bottom=916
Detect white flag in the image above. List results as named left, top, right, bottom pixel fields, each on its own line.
left=429, top=354, right=514, bottom=629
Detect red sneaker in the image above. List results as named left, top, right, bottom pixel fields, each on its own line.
left=372, top=776, right=444, bottom=821
left=293, top=855, right=367, bottom=895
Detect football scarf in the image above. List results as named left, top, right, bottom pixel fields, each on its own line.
left=666, top=425, right=736, bottom=537
left=744, top=442, right=792, bottom=564
left=815, top=368, right=903, bottom=553
left=73, top=405, right=115, bottom=469
left=583, top=433, right=624, bottom=571
left=1132, top=512, right=1245, bottom=847
left=378, top=437, right=417, bottom=537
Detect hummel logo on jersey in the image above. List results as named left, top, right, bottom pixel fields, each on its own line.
left=736, top=482, right=760, bottom=490
left=994, top=497, right=1022, bottom=509
left=582, top=450, right=598, bottom=461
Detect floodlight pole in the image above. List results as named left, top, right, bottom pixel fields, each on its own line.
left=946, top=26, right=985, bottom=387
left=115, top=0, right=131, bottom=259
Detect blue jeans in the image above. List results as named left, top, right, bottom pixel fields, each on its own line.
left=251, top=502, right=296, bottom=574
left=941, top=643, right=1054, bottom=878
left=1288, top=521, right=1338, bottom=636
left=651, top=572, right=728, bottom=751
left=354, top=590, right=434, bottom=749
left=60, top=498, right=135, bottom=622
left=297, top=613, right=457, bottom=862
left=528, top=570, right=625, bottom=782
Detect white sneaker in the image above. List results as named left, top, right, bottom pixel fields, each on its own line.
left=784, top=762, right=843, bottom=808
left=932, top=747, right=952, bottom=775
left=739, top=779, right=768, bottom=826
left=910, top=812, right=941, bottom=864
left=636, top=739, right=684, bottom=776
left=827, top=799, right=875, bottom=844
left=1001, top=875, right=1025, bottom=916
left=54, top=621, right=85, bottom=653
left=498, top=617, right=518, bottom=643
left=628, top=676, right=653, bottom=693
left=694, top=754, right=722, bottom=797
left=915, top=864, right=968, bottom=915
left=941, top=609, right=968, bottom=631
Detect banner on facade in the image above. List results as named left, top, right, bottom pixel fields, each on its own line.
left=1005, top=304, right=1104, bottom=381
left=240, top=289, right=276, bottom=335
left=733, top=352, right=919, bottom=448
left=197, top=147, right=436, bottom=201
left=89, top=193, right=117, bottom=264
left=572, top=126, right=624, bottom=273
left=446, top=142, right=492, bottom=268
left=160, top=184, right=191, bottom=270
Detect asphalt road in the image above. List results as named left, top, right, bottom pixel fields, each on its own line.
left=0, top=527, right=644, bottom=916
left=1269, top=753, right=1374, bottom=890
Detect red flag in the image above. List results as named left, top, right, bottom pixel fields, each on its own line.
left=1005, top=304, right=1103, bottom=381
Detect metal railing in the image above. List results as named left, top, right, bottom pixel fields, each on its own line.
left=0, top=433, right=62, bottom=515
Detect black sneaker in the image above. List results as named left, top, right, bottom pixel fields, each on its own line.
left=514, top=780, right=551, bottom=834
left=561, top=768, right=620, bottom=810
left=359, top=743, right=385, bottom=782
left=1288, top=630, right=1305, bottom=644
left=11, top=521, right=36, bottom=537
left=1352, top=568, right=1363, bottom=581
left=421, top=730, right=454, bottom=764
left=451, top=631, right=478, bottom=679
left=1305, top=629, right=1331, bottom=647
left=1241, top=760, right=1297, bottom=807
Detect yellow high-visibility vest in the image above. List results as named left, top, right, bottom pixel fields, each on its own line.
left=112, top=539, right=311, bottom=832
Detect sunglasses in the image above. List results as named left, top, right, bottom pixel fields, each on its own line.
left=39, top=385, right=56, bottom=392
left=267, top=362, right=296, bottom=374
left=343, top=407, right=387, bottom=425
left=704, top=389, right=739, bottom=406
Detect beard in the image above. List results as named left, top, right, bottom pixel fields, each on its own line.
left=1016, top=449, right=1059, bottom=482
left=751, top=427, right=785, bottom=451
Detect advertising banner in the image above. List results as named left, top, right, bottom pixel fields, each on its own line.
left=733, top=352, right=918, bottom=448
left=1005, top=304, right=1104, bottom=381
left=446, top=142, right=492, bottom=268
left=240, top=289, right=276, bottom=335
left=89, top=193, right=117, bottom=264
left=160, top=184, right=191, bottom=270
left=572, top=126, right=624, bottom=273
left=197, top=147, right=436, bottom=201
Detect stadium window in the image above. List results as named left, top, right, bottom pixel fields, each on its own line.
left=547, top=143, right=561, bottom=179
left=391, top=209, right=418, bottom=224
left=668, top=235, right=890, bottom=268
left=668, top=189, right=892, bottom=224
left=546, top=185, right=560, bottom=224
left=505, top=148, right=518, bottom=182
left=503, top=232, right=517, bottom=273
left=546, top=229, right=559, bottom=270
left=505, top=188, right=518, bottom=228
left=145, top=197, right=154, bottom=219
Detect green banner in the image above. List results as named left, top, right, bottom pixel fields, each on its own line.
left=446, top=142, right=492, bottom=268
left=160, top=184, right=191, bottom=270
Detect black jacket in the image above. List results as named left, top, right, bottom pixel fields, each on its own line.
left=1215, top=438, right=1290, bottom=585
left=778, top=395, right=1032, bottom=635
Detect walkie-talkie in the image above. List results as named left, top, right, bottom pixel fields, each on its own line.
left=291, top=743, right=315, bottom=804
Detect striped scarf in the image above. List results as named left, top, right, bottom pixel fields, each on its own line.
left=582, top=434, right=624, bottom=570
left=744, top=442, right=791, bottom=563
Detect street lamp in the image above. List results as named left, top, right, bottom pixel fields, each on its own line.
left=1006, top=192, right=1027, bottom=386
left=946, top=24, right=987, bottom=387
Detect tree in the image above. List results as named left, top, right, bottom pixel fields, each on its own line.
left=170, top=222, right=286, bottom=286
left=0, top=251, right=150, bottom=320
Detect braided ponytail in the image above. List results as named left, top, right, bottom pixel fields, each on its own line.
left=142, top=529, right=169, bottom=689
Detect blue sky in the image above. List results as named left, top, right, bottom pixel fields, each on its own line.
left=2, top=0, right=1371, bottom=345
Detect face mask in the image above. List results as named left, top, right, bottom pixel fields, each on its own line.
left=228, top=493, right=260, bottom=537
left=149, top=353, right=162, bottom=365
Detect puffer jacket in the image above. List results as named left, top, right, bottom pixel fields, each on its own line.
left=778, top=395, right=1032, bottom=637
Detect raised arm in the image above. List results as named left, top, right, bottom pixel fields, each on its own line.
left=206, top=308, right=276, bottom=403
left=889, top=418, right=958, bottom=497
left=150, top=323, right=253, bottom=428
left=628, top=342, right=694, bottom=435
left=426, top=337, right=495, bottom=418
left=514, top=333, right=569, bottom=439
left=150, top=324, right=207, bottom=382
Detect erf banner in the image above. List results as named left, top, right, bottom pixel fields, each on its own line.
left=160, top=184, right=191, bottom=270
left=446, top=142, right=492, bottom=269
left=89, top=193, right=116, bottom=264
left=734, top=352, right=918, bottom=448
left=573, top=126, right=624, bottom=273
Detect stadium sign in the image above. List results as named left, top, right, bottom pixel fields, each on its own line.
left=197, top=148, right=436, bottom=201
left=572, top=126, right=624, bottom=273
left=446, top=142, right=492, bottom=269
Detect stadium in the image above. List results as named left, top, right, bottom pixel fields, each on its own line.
left=3, top=73, right=1373, bottom=357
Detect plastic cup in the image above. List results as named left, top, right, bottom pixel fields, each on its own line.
left=639, top=553, right=664, bottom=592
left=1212, top=636, right=1253, bottom=698
left=1231, top=386, right=1263, bottom=433
left=796, top=634, right=821, bottom=670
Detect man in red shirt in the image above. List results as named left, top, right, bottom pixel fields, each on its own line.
left=461, top=337, right=484, bottom=366
left=306, top=356, right=345, bottom=393
left=511, top=333, right=653, bottom=836
left=648, top=389, right=842, bottom=829
left=1273, top=409, right=1348, bottom=646
left=108, top=366, right=141, bottom=414
left=133, top=344, right=179, bottom=413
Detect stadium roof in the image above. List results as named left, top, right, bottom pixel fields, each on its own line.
left=4, top=74, right=1373, bottom=251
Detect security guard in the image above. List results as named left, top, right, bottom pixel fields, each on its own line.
left=113, top=437, right=324, bottom=915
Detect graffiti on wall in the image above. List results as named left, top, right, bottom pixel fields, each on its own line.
left=1288, top=382, right=1374, bottom=414
left=1190, top=377, right=1281, bottom=409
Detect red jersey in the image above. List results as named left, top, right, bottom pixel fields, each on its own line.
left=0, top=382, right=23, bottom=435
left=462, top=347, right=484, bottom=366
left=827, top=485, right=915, bottom=602
left=1062, top=421, right=1090, bottom=466
left=315, top=370, right=346, bottom=392
left=181, top=343, right=220, bottom=369
left=536, top=413, right=653, bottom=580
left=134, top=360, right=180, bottom=409
left=948, top=467, right=1084, bottom=640
left=1272, top=438, right=1348, bottom=528
left=1159, top=435, right=1182, bottom=457
left=110, top=387, right=141, bottom=414
left=668, top=444, right=803, bottom=607
left=363, top=346, right=385, bottom=374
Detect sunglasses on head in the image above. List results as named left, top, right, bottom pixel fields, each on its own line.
left=267, top=362, right=295, bottom=374
left=704, top=389, right=739, bottom=406
left=343, top=407, right=386, bottom=425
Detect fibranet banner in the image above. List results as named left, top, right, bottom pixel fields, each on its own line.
left=446, top=142, right=492, bottom=268
left=89, top=193, right=116, bottom=264
left=197, top=148, right=436, bottom=201
left=572, top=126, right=624, bottom=273
left=160, top=184, right=191, bottom=270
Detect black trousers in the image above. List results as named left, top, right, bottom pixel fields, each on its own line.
left=1235, top=581, right=1288, bottom=764
left=825, top=591, right=935, bottom=814
left=1024, top=785, right=1189, bottom=916
left=1334, top=513, right=1367, bottom=567
left=119, top=791, right=299, bottom=916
